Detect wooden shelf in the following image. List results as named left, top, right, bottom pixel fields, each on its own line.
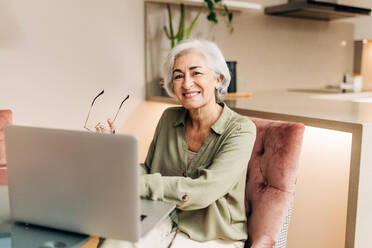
left=226, top=92, right=253, bottom=99
left=145, top=0, right=262, bottom=12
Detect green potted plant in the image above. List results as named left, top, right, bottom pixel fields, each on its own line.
left=163, top=0, right=234, bottom=48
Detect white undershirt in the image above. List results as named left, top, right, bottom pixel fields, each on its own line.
left=187, top=150, right=197, bottom=167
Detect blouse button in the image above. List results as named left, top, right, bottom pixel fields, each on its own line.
left=182, top=194, right=189, bottom=202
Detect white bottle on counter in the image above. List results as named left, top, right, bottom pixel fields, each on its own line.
left=342, top=73, right=363, bottom=92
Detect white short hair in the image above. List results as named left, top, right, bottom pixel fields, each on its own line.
left=162, top=39, right=231, bottom=103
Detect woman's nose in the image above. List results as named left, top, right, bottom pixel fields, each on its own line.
left=183, top=73, right=194, bottom=89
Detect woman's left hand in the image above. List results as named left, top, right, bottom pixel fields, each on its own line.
left=94, top=119, right=116, bottom=134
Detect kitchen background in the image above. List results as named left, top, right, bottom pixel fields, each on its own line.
left=146, top=0, right=355, bottom=96
left=2, top=0, right=372, bottom=161
left=1, top=0, right=372, bottom=247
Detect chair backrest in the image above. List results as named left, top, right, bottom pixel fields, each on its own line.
left=245, top=117, right=304, bottom=248
left=0, top=110, right=13, bottom=185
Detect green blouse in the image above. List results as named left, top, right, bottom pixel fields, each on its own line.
left=140, top=103, right=256, bottom=242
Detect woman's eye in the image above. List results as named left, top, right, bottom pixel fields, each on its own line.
left=174, top=75, right=183, bottom=80
left=193, top=71, right=202, bottom=76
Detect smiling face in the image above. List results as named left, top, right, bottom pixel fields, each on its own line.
left=172, top=51, right=220, bottom=110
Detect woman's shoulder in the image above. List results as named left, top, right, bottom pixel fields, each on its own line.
left=162, top=106, right=185, bottom=117
left=228, top=108, right=256, bottom=134
left=158, top=106, right=186, bottom=123
left=163, top=106, right=185, bottom=114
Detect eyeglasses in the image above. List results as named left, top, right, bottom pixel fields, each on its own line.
left=84, top=90, right=129, bottom=134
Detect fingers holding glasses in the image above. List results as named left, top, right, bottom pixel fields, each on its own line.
left=95, top=123, right=106, bottom=133
left=84, top=90, right=129, bottom=134
left=93, top=120, right=115, bottom=134
left=107, top=118, right=116, bottom=134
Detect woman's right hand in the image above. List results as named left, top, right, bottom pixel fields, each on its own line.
left=94, top=119, right=116, bottom=134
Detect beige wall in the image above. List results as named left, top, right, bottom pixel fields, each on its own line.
left=146, top=1, right=354, bottom=94
left=343, top=0, right=372, bottom=90
left=353, top=16, right=372, bottom=40
left=339, top=0, right=372, bottom=40
left=0, top=0, right=144, bottom=131
left=0, top=0, right=162, bottom=161
left=122, top=100, right=174, bottom=161
left=338, top=0, right=372, bottom=90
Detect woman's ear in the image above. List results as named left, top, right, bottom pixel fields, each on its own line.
left=215, top=75, right=223, bottom=89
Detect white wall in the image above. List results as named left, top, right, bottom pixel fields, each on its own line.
left=0, top=0, right=144, bottom=132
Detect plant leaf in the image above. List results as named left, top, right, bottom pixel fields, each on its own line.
left=229, top=26, right=234, bottom=34
left=207, top=12, right=218, bottom=23
left=177, top=3, right=185, bottom=42
left=166, top=4, right=175, bottom=48
left=163, top=26, right=170, bottom=39
left=228, top=12, right=233, bottom=22
left=205, top=0, right=214, bottom=11
left=186, top=9, right=202, bottom=39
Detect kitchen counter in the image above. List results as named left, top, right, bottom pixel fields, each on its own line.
left=228, top=90, right=372, bottom=127
left=225, top=90, right=372, bottom=248
left=150, top=90, right=372, bottom=126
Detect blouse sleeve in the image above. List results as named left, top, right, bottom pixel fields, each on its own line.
left=140, top=120, right=256, bottom=211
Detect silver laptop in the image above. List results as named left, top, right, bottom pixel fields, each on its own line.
left=4, top=125, right=175, bottom=243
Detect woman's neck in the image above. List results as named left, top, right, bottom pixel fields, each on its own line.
left=187, top=102, right=223, bottom=130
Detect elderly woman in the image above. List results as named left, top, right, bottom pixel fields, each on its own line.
left=140, top=40, right=256, bottom=248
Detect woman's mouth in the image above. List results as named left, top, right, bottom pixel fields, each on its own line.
left=183, top=91, right=201, bottom=98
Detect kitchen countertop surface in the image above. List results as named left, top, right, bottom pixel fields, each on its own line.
left=227, top=90, right=372, bottom=129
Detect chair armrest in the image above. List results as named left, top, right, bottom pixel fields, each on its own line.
left=248, top=187, right=292, bottom=247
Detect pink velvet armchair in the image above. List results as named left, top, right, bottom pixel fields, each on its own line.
left=245, top=117, right=305, bottom=248
left=0, top=110, right=13, bottom=185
